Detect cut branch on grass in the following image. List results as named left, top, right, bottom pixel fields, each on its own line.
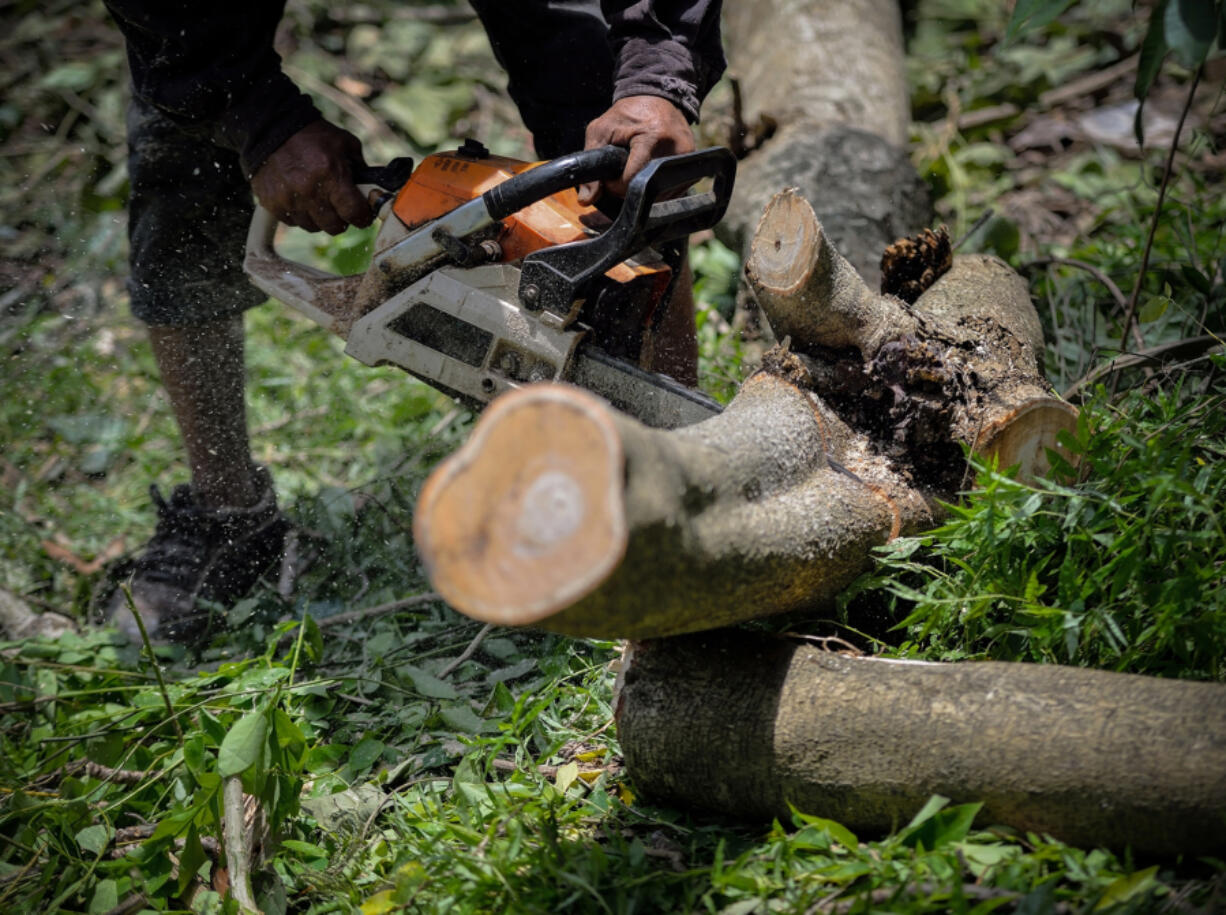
left=1065, top=335, right=1223, bottom=400
left=222, top=776, right=261, bottom=915
left=313, top=592, right=441, bottom=630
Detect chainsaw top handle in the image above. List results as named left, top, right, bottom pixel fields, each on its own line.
left=515, top=146, right=736, bottom=315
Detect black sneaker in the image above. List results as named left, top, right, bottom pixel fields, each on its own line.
left=105, top=466, right=289, bottom=645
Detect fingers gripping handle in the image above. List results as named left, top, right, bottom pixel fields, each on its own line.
left=243, top=158, right=414, bottom=330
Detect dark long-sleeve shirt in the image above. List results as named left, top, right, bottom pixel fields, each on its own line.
left=103, top=1, right=724, bottom=180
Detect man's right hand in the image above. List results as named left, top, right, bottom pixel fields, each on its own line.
left=251, top=120, right=372, bottom=235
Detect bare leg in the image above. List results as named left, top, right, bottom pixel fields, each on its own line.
left=147, top=313, right=259, bottom=508
left=645, top=258, right=699, bottom=387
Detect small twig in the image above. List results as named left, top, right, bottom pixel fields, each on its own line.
left=780, top=632, right=864, bottom=656
left=1113, top=64, right=1204, bottom=398
left=81, top=761, right=152, bottom=785
left=952, top=209, right=994, bottom=251
left=439, top=623, right=493, bottom=679
left=314, top=592, right=441, bottom=631
left=121, top=584, right=184, bottom=744
left=1022, top=256, right=1143, bottom=350
left=1037, top=53, right=1138, bottom=109
left=222, top=777, right=261, bottom=914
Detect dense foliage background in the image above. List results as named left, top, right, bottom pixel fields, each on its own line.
left=1, top=0, right=1223, bottom=911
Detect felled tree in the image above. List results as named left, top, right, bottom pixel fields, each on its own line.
left=414, top=192, right=1076, bottom=638
left=412, top=197, right=1226, bottom=853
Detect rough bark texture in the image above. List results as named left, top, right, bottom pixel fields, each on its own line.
left=615, top=631, right=1226, bottom=856
left=715, top=0, right=931, bottom=279
left=747, top=191, right=1075, bottom=488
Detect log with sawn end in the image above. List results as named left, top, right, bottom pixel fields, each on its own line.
left=414, top=193, right=1076, bottom=638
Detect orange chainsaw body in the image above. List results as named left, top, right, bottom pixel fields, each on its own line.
left=389, top=149, right=669, bottom=295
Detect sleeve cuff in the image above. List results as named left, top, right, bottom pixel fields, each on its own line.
left=213, top=72, right=323, bottom=179
left=611, top=37, right=704, bottom=122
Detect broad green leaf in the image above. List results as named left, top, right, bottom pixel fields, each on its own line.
left=1164, top=0, right=1217, bottom=67
left=399, top=665, right=459, bottom=700
left=1094, top=865, right=1160, bottom=910
left=273, top=707, right=306, bottom=753
left=75, top=823, right=111, bottom=856
left=904, top=794, right=951, bottom=829
left=439, top=703, right=487, bottom=734
left=348, top=735, right=386, bottom=773
left=280, top=838, right=328, bottom=858
left=1003, top=0, right=1077, bottom=44
left=1139, top=295, right=1171, bottom=323
left=791, top=808, right=860, bottom=850
left=87, top=878, right=118, bottom=915
left=360, top=889, right=398, bottom=915
left=218, top=707, right=269, bottom=777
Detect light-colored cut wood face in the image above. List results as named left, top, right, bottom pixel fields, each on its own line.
left=975, top=400, right=1080, bottom=482
left=414, top=385, right=628, bottom=625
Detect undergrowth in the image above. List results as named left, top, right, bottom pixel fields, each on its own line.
left=855, top=370, right=1226, bottom=679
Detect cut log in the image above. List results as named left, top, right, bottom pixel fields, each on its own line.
left=414, top=207, right=1076, bottom=637
left=614, top=630, right=1226, bottom=856
left=747, top=191, right=1076, bottom=483
left=416, top=373, right=935, bottom=636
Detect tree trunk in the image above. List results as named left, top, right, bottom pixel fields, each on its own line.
left=614, top=630, right=1226, bottom=856
left=715, top=0, right=931, bottom=280
left=413, top=199, right=1075, bottom=638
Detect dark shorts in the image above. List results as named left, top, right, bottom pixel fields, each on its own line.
left=125, top=0, right=612, bottom=328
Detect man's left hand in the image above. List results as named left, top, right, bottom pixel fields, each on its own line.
left=578, top=95, right=694, bottom=205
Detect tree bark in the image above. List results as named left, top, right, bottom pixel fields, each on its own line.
left=614, top=630, right=1226, bottom=856
left=715, top=0, right=931, bottom=279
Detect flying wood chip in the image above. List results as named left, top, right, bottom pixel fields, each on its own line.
left=880, top=226, right=952, bottom=303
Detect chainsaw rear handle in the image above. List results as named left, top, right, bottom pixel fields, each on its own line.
left=517, top=146, right=737, bottom=314
left=244, top=157, right=415, bottom=326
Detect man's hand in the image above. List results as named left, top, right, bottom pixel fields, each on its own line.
left=578, top=95, right=694, bottom=205
left=251, top=120, right=372, bottom=235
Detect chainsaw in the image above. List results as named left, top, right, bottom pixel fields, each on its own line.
left=244, top=140, right=736, bottom=429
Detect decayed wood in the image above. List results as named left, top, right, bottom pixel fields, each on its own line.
left=415, top=198, right=1075, bottom=637
left=747, top=190, right=1076, bottom=482
left=614, top=630, right=1226, bottom=855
